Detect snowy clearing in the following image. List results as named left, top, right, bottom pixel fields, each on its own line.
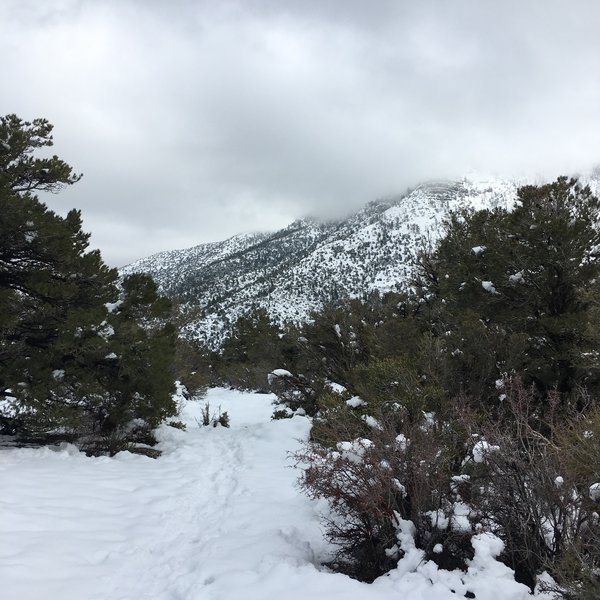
left=1, top=388, right=549, bottom=599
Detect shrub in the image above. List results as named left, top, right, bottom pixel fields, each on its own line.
left=463, top=380, right=600, bottom=593
left=268, top=370, right=327, bottom=417
left=198, top=402, right=230, bottom=428
left=173, top=338, right=215, bottom=396
left=271, top=409, right=293, bottom=420
left=294, top=409, right=471, bottom=581
left=217, top=309, right=292, bottom=392
left=350, top=355, right=444, bottom=422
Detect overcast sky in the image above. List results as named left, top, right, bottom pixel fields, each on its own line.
left=2, top=0, right=600, bottom=266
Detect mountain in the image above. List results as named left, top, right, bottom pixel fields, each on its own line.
left=121, top=174, right=598, bottom=347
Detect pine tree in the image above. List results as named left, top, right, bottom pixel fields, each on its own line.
left=0, top=115, right=176, bottom=445
left=419, top=176, right=600, bottom=405
left=218, top=308, right=286, bottom=390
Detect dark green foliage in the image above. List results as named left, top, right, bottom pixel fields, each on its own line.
left=216, top=308, right=295, bottom=391
left=289, top=177, right=600, bottom=590
left=350, top=356, right=444, bottom=422
left=0, top=194, right=119, bottom=434
left=0, top=114, right=81, bottom=194
left=220, top=308, right=281, bottom=365
left=91, top=273, right=177, bottom=435
left=0, top=114, right=177, bottom=449
left=309, top=391, right=366, bottom=447
left=271, top=408, right=294, bottom=420
left=299, top=301, right=375, bottom=381
left=418, top=176, right=600, bottom=406
left=173, top=332, right=220, bottom=396
left=266, top=292, right=431, bottom=419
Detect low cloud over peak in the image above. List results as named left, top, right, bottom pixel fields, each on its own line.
left=2, top=0, right=599, bottom=265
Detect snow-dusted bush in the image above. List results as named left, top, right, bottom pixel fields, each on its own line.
left=296, top=377, right=600, bottom=593
left=294, top=409, right=474, bottom=581
left=462, top=380, right=600, bottom=594
left=268, top=369, right=328, bottom=417
left=349, top=356, right=445, bottom=422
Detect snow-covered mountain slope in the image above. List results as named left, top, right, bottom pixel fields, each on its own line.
left=0, top=388, right=540, bottom=600
left=122, top=174, right=598, bottom=346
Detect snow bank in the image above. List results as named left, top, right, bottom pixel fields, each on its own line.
left=0, top=388, right=548, bottom=600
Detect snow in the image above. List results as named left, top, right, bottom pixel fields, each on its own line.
left=104, top=300, right=122, bottom=313
left=270, top=369, right=293, bottom=378
left=396, top=433, right=408, bottom=450
left=451, top=502, right=472, bottom=532
left=52, top=369, right=65, bottom=380
left=99, top=321, right=115, bottom=339
left=336, top=438, right=375, bottom=463
left=481, top=280, right=498, bottom=294
left=466, top=533, right=532, bottom=600
left=346, top=395, right=367, bottom=408
left=473, top=440, right=500, bottom=463
left=0, top=388, right=551, bottom=599
left=326, top=381, right=348, bottom=395
left=393, top=478, right=407, bottom=496
left=267, top=368, right=293, bottom=385
left=472, top=246, right=486, bottom=255
left=362, top=414, right=383, bottom=429
left=590, top=483, right=600, bottom=501
left=509, top=271, right=524, bottom=284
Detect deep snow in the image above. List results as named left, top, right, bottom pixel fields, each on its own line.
left=0, top=388, right=550, bottom=600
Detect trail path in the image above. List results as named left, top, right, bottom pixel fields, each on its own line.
left=0, top=389, right=533, bottom=600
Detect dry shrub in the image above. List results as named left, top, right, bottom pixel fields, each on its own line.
left=294, top=408, right=472, bottom=581
left=464, top=379, right=600, bottom=594
left=296, top=376, right=600, bottom=591
left=551, top=407, right=600, bottom=599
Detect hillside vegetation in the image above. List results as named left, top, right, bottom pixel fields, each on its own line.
left=122, top=176, right=527, bottom=346
left=2, top=114, right=599, bottom=597
left=191, top=176, right=600, bottom=596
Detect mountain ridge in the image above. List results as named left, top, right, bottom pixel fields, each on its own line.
left=121, top=174, right=599, bottom=346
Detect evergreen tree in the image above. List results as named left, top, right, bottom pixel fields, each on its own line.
left=419, top=176, right=600, bottom=405
left=218, top=308, right=287, bottom=390
left=0, top=115, right=176, bottom=445
left=0, top=114, right=81, bottom=194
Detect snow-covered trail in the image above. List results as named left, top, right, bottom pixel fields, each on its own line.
left=0, top=389, right=535, bottom=600
left=0, top=389, right=351, bottom=600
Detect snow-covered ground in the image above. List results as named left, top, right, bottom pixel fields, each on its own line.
left=0, top=389, right=549, bottom=600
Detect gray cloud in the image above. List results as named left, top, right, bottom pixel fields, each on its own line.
left=2, top=0, right=599, bottom=266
